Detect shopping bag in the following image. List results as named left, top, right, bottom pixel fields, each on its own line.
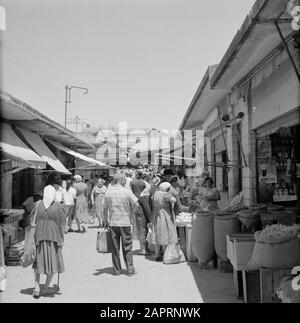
left=96, top=228, right=113, bottom=253
left=163, top=206, right=186, bottom=264
left=21, top=201, right=40, bottom=268
left=146, top=223, right=156, bottom=245
left=163, top=240, right=185, bottom=264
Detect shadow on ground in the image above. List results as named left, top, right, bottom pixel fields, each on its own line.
left=93, top=267, right=127, bottom=276
left=20, top=283, right=62, bottom=299
left=187, top=262, right=238, bottom=303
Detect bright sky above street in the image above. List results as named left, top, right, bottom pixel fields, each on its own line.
left=1, top=0, right=254, bottom=132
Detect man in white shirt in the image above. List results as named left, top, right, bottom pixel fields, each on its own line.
left=62, top=181, right=77, bottom=232
left=103, top=174, right=138, bottom=276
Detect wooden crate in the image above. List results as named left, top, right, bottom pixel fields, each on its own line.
left=260, top=268, right=292, bottom=303
left=242, top=270, right=260, bottom=303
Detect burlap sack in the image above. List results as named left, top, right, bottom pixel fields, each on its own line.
left=214, top=214, right=240, bottom=261
left=191, top=212, right=214, bottom=264
left=247, top=237, right=300, bottom=270
left=237, top=209, right=259, bottom=229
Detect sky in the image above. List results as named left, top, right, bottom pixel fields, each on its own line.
left=0, top=0, right=255, bottom=132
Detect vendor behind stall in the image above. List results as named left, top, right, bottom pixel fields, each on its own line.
left=198, top=177, right=221, bottom=211
left=21, top=192, right=43, bottom=228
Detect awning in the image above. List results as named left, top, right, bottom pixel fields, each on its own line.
left=0, top=122, right=46, bottom=169
left=17, top=127, right=71, bottom=175
left=46, top=139, right=114, bottom=169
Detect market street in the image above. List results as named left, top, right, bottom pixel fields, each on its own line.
left=0, top=225, right=240, bottom=303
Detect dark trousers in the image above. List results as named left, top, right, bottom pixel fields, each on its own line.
left=110, top=226, right=135, bottom=274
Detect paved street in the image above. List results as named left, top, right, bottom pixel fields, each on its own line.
left=0, top=225, right=240, bottom=303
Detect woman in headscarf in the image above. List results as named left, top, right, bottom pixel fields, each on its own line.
left=151, top=182, right=177, bottom=261
left=73, top=175, right=89, bottom=232
left=91, top=178, right=107, bottom=228
left=32, top=185, right=66, bottom=298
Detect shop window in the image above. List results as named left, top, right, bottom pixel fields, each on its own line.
left=257, top=124, right=299, bottom=206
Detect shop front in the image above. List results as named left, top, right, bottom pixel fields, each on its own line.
left=251, top=43, right=300, bottom=207
left=255, top=110, right=300, bottom=207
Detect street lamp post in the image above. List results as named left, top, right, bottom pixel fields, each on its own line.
left=64, top=85, right=89, bottom=127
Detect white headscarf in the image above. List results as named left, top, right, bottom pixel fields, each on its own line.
left=74, top=175, right=82, bottom=182
left=43, top=185, right=56, bottom=209
left=159, top=182, right=171, bottom=192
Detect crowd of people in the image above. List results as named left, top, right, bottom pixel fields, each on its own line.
left=22, top=166, right=221, bottom=298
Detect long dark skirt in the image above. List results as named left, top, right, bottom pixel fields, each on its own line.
left=33, top=241, right=65, bottom=275
left=135, top=205, right=148, bottom=243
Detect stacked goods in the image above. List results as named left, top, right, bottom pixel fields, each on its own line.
left=191, top=212, right=214, bottom=264
left=5, top=241, right=24, bottom=266
left=247, top=224, right=300, bottom=270
left=214, top=214, right=240, bottom=261
left=237, top=209, right=260, bottom=229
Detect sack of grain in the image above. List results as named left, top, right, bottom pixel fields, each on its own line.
left=237, top=209, right=259, bottom=229
left=191, top=212, right=214, bottom=264
left=214, top=214, right=240, bottom=261
left=247, top=224, right=300, bottom=269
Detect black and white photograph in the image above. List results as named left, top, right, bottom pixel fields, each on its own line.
left=0, top=0, right=300, bottom=311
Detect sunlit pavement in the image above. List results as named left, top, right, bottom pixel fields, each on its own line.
left=0, top=225, right=241, bottom=303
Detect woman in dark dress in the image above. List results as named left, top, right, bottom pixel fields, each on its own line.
left=32, top=185, right=66, bottom=298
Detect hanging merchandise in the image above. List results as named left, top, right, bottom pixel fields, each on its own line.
left=258, top=157, right=277, bottom=184
left=257, top=139, right=272, bottom=158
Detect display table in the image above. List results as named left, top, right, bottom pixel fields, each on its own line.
left=176, top=221, right=196, bottom=262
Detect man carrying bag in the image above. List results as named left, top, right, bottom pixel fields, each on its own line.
left=103, top=174, right=139, bottom=276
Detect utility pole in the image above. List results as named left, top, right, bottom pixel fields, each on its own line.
left=64, top=85, right=88, bottom=128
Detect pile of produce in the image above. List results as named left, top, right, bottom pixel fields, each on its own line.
left=175, top=212, right=192, bottom=225
left=255, top=224, right=300, bottom=244
left=224, top=192, right=245, bottom=212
